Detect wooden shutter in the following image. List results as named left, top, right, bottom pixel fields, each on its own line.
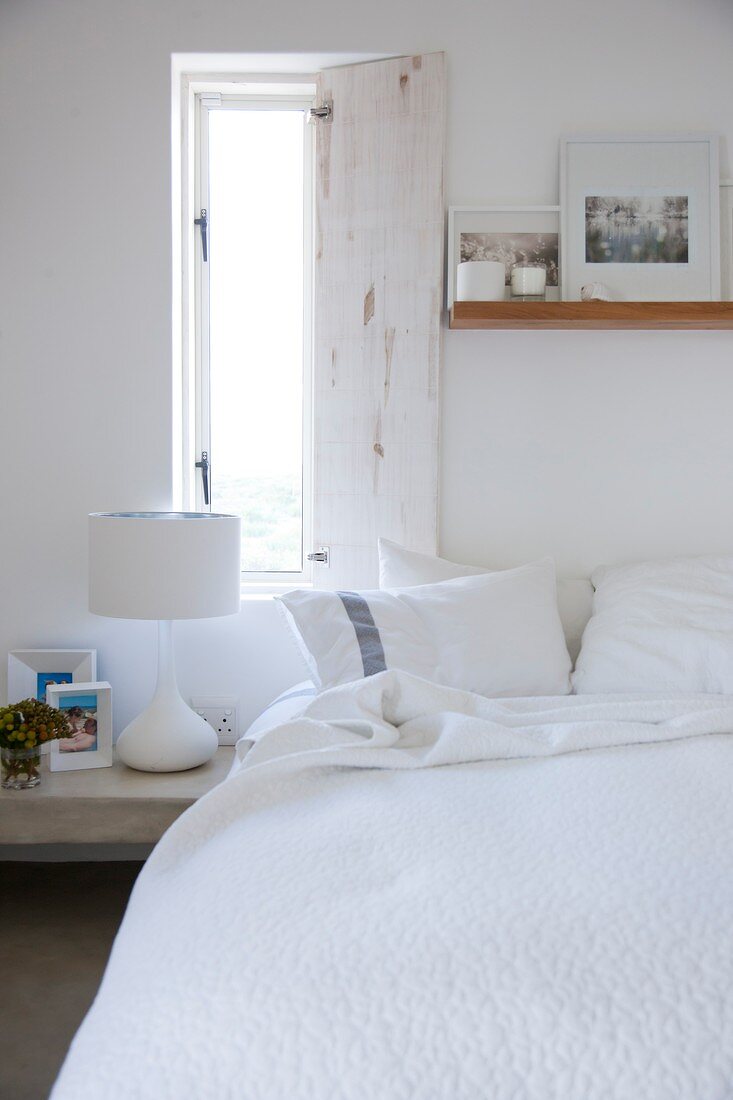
left=313, top=53, right=446, bottom=589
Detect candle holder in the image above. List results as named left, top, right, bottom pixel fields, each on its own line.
left=510, top=262, right=547, bottom=301
left=456, top=260, right=505, bottom=302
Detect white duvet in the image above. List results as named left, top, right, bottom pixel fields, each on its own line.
left=52, top=672, right=733, bottom=1100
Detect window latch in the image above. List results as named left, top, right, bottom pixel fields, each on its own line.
left=195, top=451, right=210, bottom=506
left=194, top=208, right=208, bottom=262
left=307, top=547, right=330, bottom=565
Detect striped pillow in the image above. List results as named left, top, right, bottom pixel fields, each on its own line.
left=277, top=560, right=571, bottom=698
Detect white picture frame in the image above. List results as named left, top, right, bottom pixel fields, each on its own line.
left=560, top=132, right=720, bottom=302
left=46, top=681, right=113, bottom=771
left=720, top=181, right=733, bottom=301
left=8, top=649, right=97, bottom=705
left=447, top=205, right=561, bottom=307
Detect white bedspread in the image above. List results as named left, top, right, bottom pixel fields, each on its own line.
left=52, top=672, right=733, bottom=1100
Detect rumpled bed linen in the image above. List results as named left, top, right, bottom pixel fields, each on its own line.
left=52, top=672, right=733, bottom=1100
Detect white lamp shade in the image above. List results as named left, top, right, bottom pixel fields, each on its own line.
left=89, top=512, right=241, bottom=620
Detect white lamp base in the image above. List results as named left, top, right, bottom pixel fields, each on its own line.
left=116, top=621, right=218, bottom=773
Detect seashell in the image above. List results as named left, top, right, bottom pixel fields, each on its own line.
left=581, top=282, right=612, bottom=302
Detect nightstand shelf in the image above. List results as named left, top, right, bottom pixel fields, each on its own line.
left=0, top=747, right=235, bottom=845
left=449, top=301, right=733, bottom=330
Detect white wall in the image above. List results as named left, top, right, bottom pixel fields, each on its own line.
left=1, top=0, right=732, bottom=733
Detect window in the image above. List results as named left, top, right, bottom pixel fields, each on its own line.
left=176, top=56, right=445, bottom=592
left=186, top=86, right=315, bottom=584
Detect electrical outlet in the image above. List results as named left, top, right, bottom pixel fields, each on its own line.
left=190, top=696, right=239, bottom=746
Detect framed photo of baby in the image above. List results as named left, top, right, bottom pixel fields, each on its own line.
left=46, top=682, right=113, bottom=771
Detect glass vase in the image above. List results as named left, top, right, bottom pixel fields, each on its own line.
left=1, top=745, right=42, bottom=789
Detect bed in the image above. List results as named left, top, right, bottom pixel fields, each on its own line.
left=51, top=551, right=733, bottom=1098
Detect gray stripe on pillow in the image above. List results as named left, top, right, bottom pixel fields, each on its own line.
left=337, top=592, right=387, bottom=677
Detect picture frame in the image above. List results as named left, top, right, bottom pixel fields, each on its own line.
left=560, top=133, right=720, bottom=302
left=8, top=649, right=97, bottom=705
left=46, top=681, right=113, bottom=772
left=720, top=181, right=733, bottom=301
left=447, top=206, right=561, bottom=307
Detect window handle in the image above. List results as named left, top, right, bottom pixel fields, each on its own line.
left=195, top=451, right=210, bottom=506
left=194, top=208, right=208, bottom=262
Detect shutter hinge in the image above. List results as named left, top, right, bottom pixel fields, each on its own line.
left=307, top=101, right=333, bottom=124
left=307, top=546, right=330, bottom=565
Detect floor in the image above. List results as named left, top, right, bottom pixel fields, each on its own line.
left=0, top=861, right=142, bottom=1100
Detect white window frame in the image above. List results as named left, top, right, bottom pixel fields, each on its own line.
left=179, top=78, right=316, bottom=590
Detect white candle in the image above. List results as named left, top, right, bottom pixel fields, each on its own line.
left=456, top=260, right=505, bottom=302
left=510, top=263, right=547, bottom=298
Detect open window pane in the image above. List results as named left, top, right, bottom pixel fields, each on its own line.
left=207, top=107, right=307, bottom=573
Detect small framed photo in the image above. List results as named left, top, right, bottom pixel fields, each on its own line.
left=46, top=682, right=113, bottom=772
left=8, top=650, right=97, bottom=704
left=447, top=206, right=561, bottom=306
left=560, top=132, right=720, bottom=301
left=720, top=181, right=733, bottom=301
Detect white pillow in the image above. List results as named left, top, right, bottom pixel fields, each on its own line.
left=379, top=538, right=487, bottom=589
left=277, top=559, right=572, bottom=698
left=242, top=682, right=316, bottom=743
left=573, top=554, right=733, bottom=694
left=378, top=539, right=593, bottom=662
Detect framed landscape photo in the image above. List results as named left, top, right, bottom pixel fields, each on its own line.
left=7, top=649, right=97, bottom=705
left=720, top=181, right=733, bottom=301
left=47, top=681, right=113, bottom=771
left=447, top=206, right=561, bottom=306
left=560, top=133, right=720, bottom=301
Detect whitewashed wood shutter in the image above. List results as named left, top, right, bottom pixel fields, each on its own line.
left=313, top=53, right=446, bottom=589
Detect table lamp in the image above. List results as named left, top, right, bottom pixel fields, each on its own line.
left=89, top=512, right=241, bottom=772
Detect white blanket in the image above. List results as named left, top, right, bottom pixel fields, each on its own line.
left=52, top=672, right=733, bottom=1100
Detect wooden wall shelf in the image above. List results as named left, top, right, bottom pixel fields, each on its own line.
left=449, top=301, right=733, bottom=330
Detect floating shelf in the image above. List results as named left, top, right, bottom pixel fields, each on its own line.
left=449, top=301, right=733, bottom=330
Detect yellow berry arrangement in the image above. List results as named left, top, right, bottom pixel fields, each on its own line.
left=0, top=698, right=71, bottom=788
